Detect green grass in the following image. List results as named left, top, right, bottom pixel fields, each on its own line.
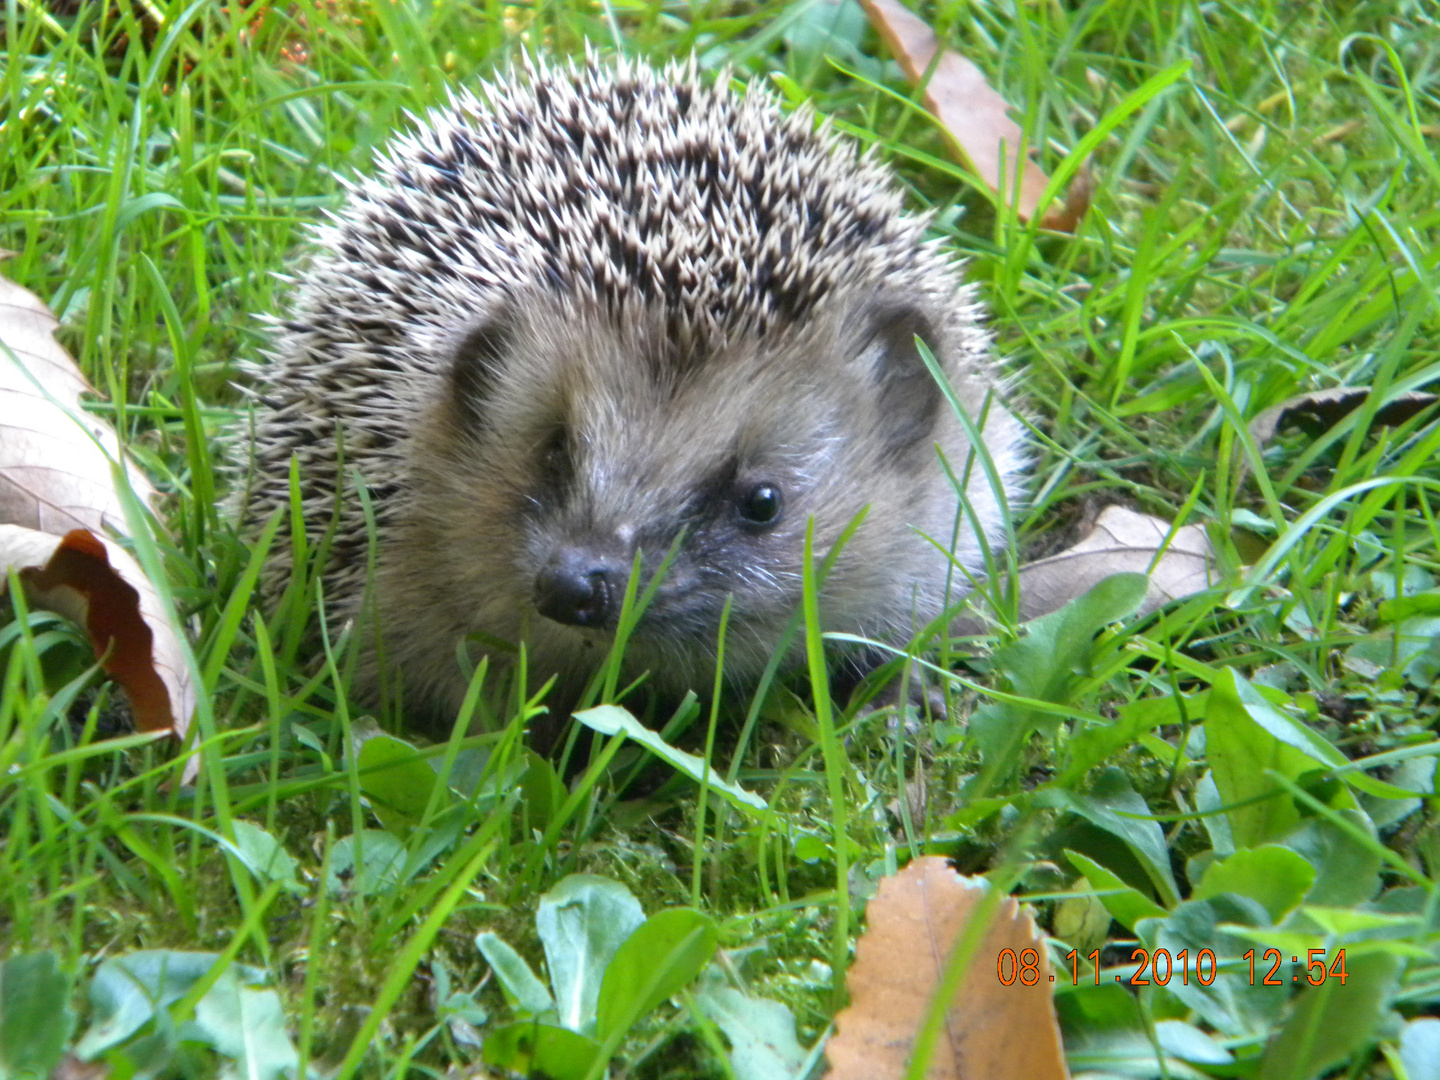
left=4, top=0, right=1440, bottom=1076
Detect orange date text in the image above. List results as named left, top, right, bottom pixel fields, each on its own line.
left=1037, top=947, right=1350, bottom=987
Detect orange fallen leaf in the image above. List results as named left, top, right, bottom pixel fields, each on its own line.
left=860, top=0, right=1089, bottom=231
left=828, top=856, right=1069, bottom=1080
left=0, top=525, right=194, bottom=738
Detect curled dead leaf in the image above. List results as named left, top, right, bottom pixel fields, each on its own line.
left=828, top=856, right=1069, bottom=1080
left=0, top=275, right=190, bottom=743
left=0, top=275, right=159, bottom=534
left=860, top=0, right=1089, bottom=231
left=0, top=525, right=194, bottom=738
left=1249, top=386, right=1440, bottom=448
left=956, top=505, right=1215, bottom=635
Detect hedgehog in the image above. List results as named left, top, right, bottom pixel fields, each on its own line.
left=243, top=51, right=1028, bottom=731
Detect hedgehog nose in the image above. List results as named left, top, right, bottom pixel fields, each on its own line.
left=533, top=546, right=627, bottom=629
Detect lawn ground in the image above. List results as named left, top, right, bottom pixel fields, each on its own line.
left=3, top=1, right=1439, bottom=1077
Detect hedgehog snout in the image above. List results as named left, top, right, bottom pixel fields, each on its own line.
left=532, top=543, right=631, bottom=630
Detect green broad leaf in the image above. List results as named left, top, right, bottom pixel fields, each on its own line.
left=444, top=744, right=532, bottom=804
left=1372, top=566, right=1436, bottom=602
left=357, top=734, right=441, bottom=834
left=1154, top=1020, right=1236, bottom=1065
left=1062, top=692, right=1202, bottom=785
left=1220, top=927, right=1428, bottom=967
left=595, top=909, right=718, bottom=1042
left=1208, top=670, right=1403, bottom=807
left=1063, top=1015, right=1233, bottom=1076
left=1040, top=768, right=1179, bottom=905
left=1052, top=879, right=1113, bottom=955
left=1058, top=991, right=1164, bottom=1076
left=1055, top=982, right=1142, bottom=1033
left=229, top=820, right=302, bottom=894
left=1280, top=811, right=1383, bottom=906
left=536, top=874, right=646, bottom=1034
left=1194, top=771, right=1236, bottom=855
left=783, top=0, right=868, bottom=81
left=1067, top=1028, right=1189, bottom=1078
left=1214, top=928, right=1342, bottom=960
left=793, top=833, right=829, bottom=863
left=693, top=983, right=809, bottom=1080
left=1295, top=905, right=1422, bottom=937
left=520, top=749, right=567, bottom=831
left=189, top=968, right=301, bottom=1080
left=1137, top=896, right=1288, bottom=1038
left=480, top=1020, right=601, bottom=1080
left=0, top=953, right=73, bottom=1080
left=965, top=702, right=1031, bottom=788
left=1205, top=668, right=1316, bottom=847
left=75, top=951, right=233, bottom=1056
left=574, top=705, right=770, bottom=816
left=475, top=931, right=555, bottom=1017
left=1231, top=508, right=1279, bottom=535
left=437, top=744, right=492, bottom=797
left=1219, top=671, right=1351, bottom=770
left=1192, top=846, right=1315, bottom=921
left=1376, top=591, right=1440, bottom=623
left=995, top=571, right=1150, bottom=704
left=971, top=573, right=1149, bottom=790
left=1346, top=614, right=1440, bottom=687
left=1058, top=986, right=1234, bottom=1077
left=1064, top=850, right=1168, bottom=931
left=1400, top=1018, right=1440, bottom=1080
left=433, top=954, right=488, bottom=1029
left=1256, top=952, right=1400, bottom=1080
left=326, top=830, right=408, bottom=897
left=290, top=723, right=331, bottom=768
left=73, top=950, right=296, bottom=1080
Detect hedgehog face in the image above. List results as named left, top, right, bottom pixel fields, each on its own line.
left=395, top=286, right=1009, bottom=698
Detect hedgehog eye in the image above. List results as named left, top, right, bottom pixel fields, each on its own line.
left=540, top=424, right=573, bottom=489
left=737, top=483, right=783, bottom=528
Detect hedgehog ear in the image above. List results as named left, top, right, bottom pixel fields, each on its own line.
left=448, top=308, right=516, bottom=427
left=865, top=305, right=943, bottom=461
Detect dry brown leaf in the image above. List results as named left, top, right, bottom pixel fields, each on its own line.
left=49, top=1053, right=112, bottom=1080
left=0, top=276, right=191, bottom=742
left=1015, top=506, right=1213, bottom=622
left=1249, top=386, right=1440, bottom=447
left=0, top=275, right=159, bottom=534
left=0, top=525, right=194, bottom=738
left=860, top=0, right=1089, bottom=231
left=954, top=505, right=1214, bottom=635
left=828, top=856, right=1069, bottom=1080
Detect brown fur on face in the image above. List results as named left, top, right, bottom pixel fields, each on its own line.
left=366, top=283, right=1024, bottom=719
